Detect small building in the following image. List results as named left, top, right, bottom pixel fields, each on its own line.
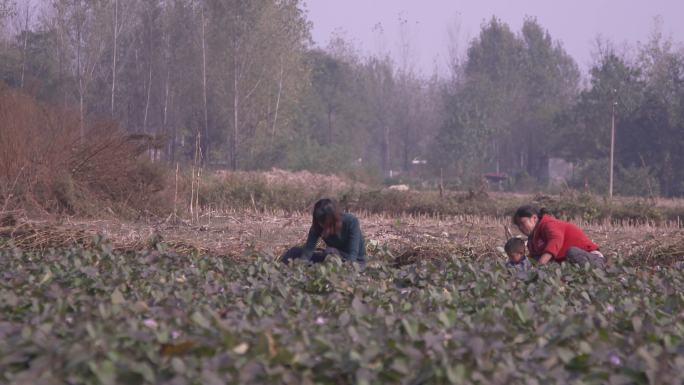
left=547, top=158, right=574, bottom=186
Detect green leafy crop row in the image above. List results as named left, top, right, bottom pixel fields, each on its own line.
left=1, top=245, right=683, bottom=384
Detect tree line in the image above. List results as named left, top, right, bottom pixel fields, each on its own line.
left=1, top=1, right=683, bottom=196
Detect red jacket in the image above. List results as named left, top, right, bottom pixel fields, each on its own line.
left=528, top=215, right=599, bottom=262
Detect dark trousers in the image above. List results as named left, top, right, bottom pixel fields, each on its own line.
left=280, top=246, right=344, bottom=264
left=565, top=247, right=605, bottom=268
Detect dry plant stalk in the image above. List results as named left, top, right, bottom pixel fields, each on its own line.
left=174, top=163, right=179, bottom=220
left=189, top=132, right=203, bottom=224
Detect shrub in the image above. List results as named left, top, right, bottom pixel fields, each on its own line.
left=198, top=173, right=329, bottom=212
left=508, top=171, right=540, bottom=193
left=616, top=165, right=660, bottom=197
left=0, top=84, right=169, bottom=217
left=609, top=199, right=662, bottom=224
left=284, top=137, right=358, bottom=174
left=570, top=158, right=610, bottom=194
left=51, top=173, right=77, bottom=213
left=570, top=158, right=661, bottom=198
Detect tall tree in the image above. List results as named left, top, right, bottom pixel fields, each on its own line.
left=363, top=55, right=396, bottom=177
left=0, top=0, right=15, bottom=37
left=49, top=0, right=108, bottom=141
left=206, top=0, right=309, bottom=170
left=435, top=17, right=580, bottom=180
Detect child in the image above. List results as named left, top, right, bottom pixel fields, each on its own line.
left=280, top=198, right=366, bottom=266
left=504, top=237, right=531, bottom=271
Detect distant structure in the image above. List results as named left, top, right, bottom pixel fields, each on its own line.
left=483, top=172, right=508, bottom=183
left=484, top=172, right=508, bottom=191
left=547, top=158, right=574, bottom=186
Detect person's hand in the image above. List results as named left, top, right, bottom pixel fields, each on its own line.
left=538, top=253, right=553, bottom=265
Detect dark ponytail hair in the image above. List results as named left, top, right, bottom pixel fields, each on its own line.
left=312, top=198, right=343, bottom=236
left=512, top=205, right=549, bottom=226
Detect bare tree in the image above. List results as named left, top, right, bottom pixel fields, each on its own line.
left=200, top=0, right=209, bottom=162
left=0, top=0, right=16, bottom=41
left=271, top=55, right=283, bottom=139
left=18, top=0, right=32, bottom=89
left=109, top=0, right=136, bottom=118
left=396, top=15, right=420, bottom=171
left=142, top=25, right=152, bottom=133
left=364, top=56, right=395, bottom=177
left=445, top=13, right=464, bottom=77
left=48, top=0, right=106, bottom=141
left=109, top=0, right=118, bottom=115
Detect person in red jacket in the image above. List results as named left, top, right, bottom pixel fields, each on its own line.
left=512, top=205, right=605, bottom=267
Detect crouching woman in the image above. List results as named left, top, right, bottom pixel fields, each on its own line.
left=280, top=199, right=366, bottom=266
left=512, top=205, right=605, bottom=267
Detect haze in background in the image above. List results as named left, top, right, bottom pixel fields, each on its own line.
left=306, top=0, right=684, bottom=75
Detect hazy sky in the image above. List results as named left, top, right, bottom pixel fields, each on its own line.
left=306, top=0, right=684, bottom=76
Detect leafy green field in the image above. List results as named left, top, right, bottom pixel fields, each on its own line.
left=1, top=244, right=683, bottom=385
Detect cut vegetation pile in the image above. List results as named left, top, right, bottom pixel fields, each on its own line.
left=0, top=221, right=95, bottom=251
left=626, top=233, right=684, bottom=268
left=391, top=244, right=478, bottom=268
left=0, top=215, right=210, bottom=256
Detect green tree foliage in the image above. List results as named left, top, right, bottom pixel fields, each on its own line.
left=290, top=48, right=368, bottom=172
left=435, top=17, right=580, bottom=180
left=1, top=6, right=683, bottom=196
left=566, top=26, right=684, bottom=196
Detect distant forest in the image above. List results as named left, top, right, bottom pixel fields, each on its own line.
left=1, top=1, right=683, bottom=196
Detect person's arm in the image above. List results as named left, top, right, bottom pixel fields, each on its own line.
left=538, top=253, right=554, bottom=265
left=540, top=222, right=565, bottom=263
left=344, top=216, right=362, bottom=262
left=301, top=226, right=320, bottom=260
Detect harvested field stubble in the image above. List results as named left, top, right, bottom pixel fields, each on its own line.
left=1, top=210, right=681, bottom=268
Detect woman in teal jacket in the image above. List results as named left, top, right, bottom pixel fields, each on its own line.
left=280, top=199, right=366, bottom=265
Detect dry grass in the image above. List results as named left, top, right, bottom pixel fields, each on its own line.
left=193, top=171, right=684, bottom=226
left=214, top=168, right=366, bottom=193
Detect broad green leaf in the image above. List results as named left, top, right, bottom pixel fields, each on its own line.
left=191, top=312, right=211, bottom=329
left=111, top=288, right=125, bottom=305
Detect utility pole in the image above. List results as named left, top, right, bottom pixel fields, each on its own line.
left=609, top=97, right=617, bottom=199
